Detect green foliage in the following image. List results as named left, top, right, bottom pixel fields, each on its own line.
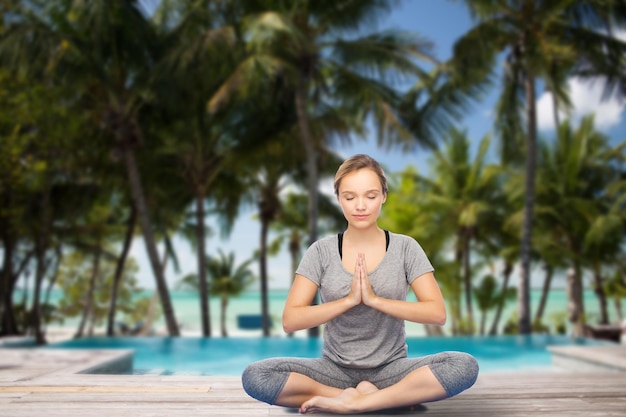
left=55, top=251, right=157, bottom=331
left=474, top=275, right=503, bottom=311
left=178, top=250, right=256, bottom=297
left=13, top=302, right=63, bottom=328
left=0, top=0, right=625, bottom=339
left=549, top=312, right=569, bottom=335
left=503, top=312, right=519, bottom=335
left=605, top=271, right=626, bottom=303
left=473, top=274, right=517, bottom=334
left=531, top=318, right=550, bottom=334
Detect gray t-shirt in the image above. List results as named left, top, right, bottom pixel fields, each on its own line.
left=295, top=231, right=434, bottom=368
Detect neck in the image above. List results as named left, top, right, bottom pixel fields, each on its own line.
left=344, top=225, right=383, bottom=239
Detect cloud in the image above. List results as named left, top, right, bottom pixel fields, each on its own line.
left=537, top=77, right=625, bottom=131
left=537, top=29, right=626, bottom=132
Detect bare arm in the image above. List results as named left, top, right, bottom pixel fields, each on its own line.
left=361, top=264, right=446, bottom=326
left=282, top=274, right=360, bottom=333
left=283, top=254, right=446, bottom=332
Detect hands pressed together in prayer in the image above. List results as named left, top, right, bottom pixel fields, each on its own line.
left=347, top=253, right=378, bottom=307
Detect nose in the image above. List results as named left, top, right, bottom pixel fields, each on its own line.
left=356, top=197, right=366, bottom=210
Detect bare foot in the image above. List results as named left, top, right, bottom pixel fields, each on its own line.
left=299, top=387, right=362, bottom=414
left=355, top=382, right=421, bottom=413
left=355, top=381, right=378, bottom=394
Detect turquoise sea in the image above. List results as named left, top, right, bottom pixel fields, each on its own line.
left=32, top=288, right=625, bottom=337
left=165, top=288, right=623, bottom=336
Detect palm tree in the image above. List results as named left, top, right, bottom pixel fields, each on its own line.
left=243, top=126, right=345, bottom=336
left=0, top=0, right=182, bottom=335
left=582, top=140, right=626, bottom=325
left=178, top=250, right=256, bottom=337
left=271, top=190, right=347, bottom=282
left=106, top=203, right=137, bottom=336
left=534, top=116, right=623, bottom=336
left=270, top=193, right=308, bottom=282
left=473, top=274, right=516, bottom=335
left=152, top=0, right=258, bottom=337
left=0, top=71, right=42, bottom=336
left=249, top=149, right=296, bottom=337
left=57, top=249, right=151, bottom=337
left=380, top=166, right=459, bottom=334
left=210, top=0, right=455, bottom=246
left=209, top=1, right=473, bottom=336
left=417, top=128, right=502, bottom=333
left=605, top=270, right=626, bottom=322
left=0, top=63, right=101, bottom=342
left=474, top=172, right=520, bottom=336
left=453, top=0, right=626, bottom=333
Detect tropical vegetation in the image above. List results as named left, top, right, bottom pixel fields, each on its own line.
left=0, top=0, right=624, bottom=343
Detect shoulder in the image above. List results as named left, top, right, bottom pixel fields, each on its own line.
left=304, top=234, right=339, bottom=257
left=388, top=231, right=420, bottom=247
left=308, top=234, right=338, bottom=249
left=297, top=234, right=340, bottom=282
left=388, top=232, right=429, bottom=256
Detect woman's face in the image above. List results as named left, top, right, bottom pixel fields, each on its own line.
left=337, top=168, right=386, bottom=229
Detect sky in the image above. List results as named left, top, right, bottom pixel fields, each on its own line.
left=131, top=1, right=626, bottom=291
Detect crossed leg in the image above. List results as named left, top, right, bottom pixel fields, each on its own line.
left=276, top=365, right=447, bottom=414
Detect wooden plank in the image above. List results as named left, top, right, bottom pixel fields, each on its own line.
left=2, top=348, right=626, bottom=417
left=0, top=385, right=211, bottom=393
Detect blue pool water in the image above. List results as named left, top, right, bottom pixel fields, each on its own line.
left=47, top=334, right=608, bottom=375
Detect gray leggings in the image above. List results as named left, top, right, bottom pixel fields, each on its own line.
left=242, top=351, right=479, bottom=405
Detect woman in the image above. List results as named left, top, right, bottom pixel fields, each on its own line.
left=242, top=154, right=479, bottom=414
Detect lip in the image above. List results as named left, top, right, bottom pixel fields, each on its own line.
left=353, top=215, right=368, bottom=220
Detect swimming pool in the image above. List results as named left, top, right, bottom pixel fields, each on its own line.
left=48, top=334, right=607, bottom=375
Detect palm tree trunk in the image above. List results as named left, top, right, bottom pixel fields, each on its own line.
left=0, top=233, right=18, bottom=335
left=14, top=252, right=33, bottom=335
left=489, top=261, right=513, bottom=335
left=462, top=229, right=474, bottom=332
left=592, top=264, right=609, bottom=325
left=614, top=298, right=623, bottom=322
left=454, top=229, right=464, bottom=334
left=289, top=230, right=301, bottom=280
left=221, top=295, right=228, bottom=337
left=122, top=145, right=180, bottom=336
left=31, top=247, right=46, bottom=345
left=107, top=204, right=137, bottom=336
left=518, top=73, right=538, bottom=335
left=196, top=193, right=211, bottom=337
left=534, top=263, right=553, bottom=327
left=480, top=312, right=487, bottom=335
left=295, top=78, right=319, bottom=245
left=259, top=218, right=271, bottom=337
left=566, top=265, right=585, bottom=337
left=295, top=75, right=320, bottom=337
left=31, top=176, right=52, bottom=345
left=75, top=249, right=101, bottom=339
left=551, top=83, right=561, bottom=130
left=286, top=230, right=301, bottom=338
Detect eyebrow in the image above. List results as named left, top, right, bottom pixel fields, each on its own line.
left=341, top=189, right=381, bottom=195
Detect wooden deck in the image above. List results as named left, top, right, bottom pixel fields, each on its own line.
left=1, top=347, right=625, bottom=416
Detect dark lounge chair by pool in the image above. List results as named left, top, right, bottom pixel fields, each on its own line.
left=237, top=314, right=272, bottom=330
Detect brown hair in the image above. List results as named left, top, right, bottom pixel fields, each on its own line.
left=334, top=154, right=388, bottom=196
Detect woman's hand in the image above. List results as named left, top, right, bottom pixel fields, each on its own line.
left=358, top=254, right=378, bottom=307
left=347, top=253, right=378, bottom=307
left=347, top=253, right=363, bottom=307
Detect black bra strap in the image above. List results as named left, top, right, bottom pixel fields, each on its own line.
left=338, top=232, right=344, bottom=259
left=338, top=230, right=389, bottom=259
left=385, top=230, right=390, bottom=250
